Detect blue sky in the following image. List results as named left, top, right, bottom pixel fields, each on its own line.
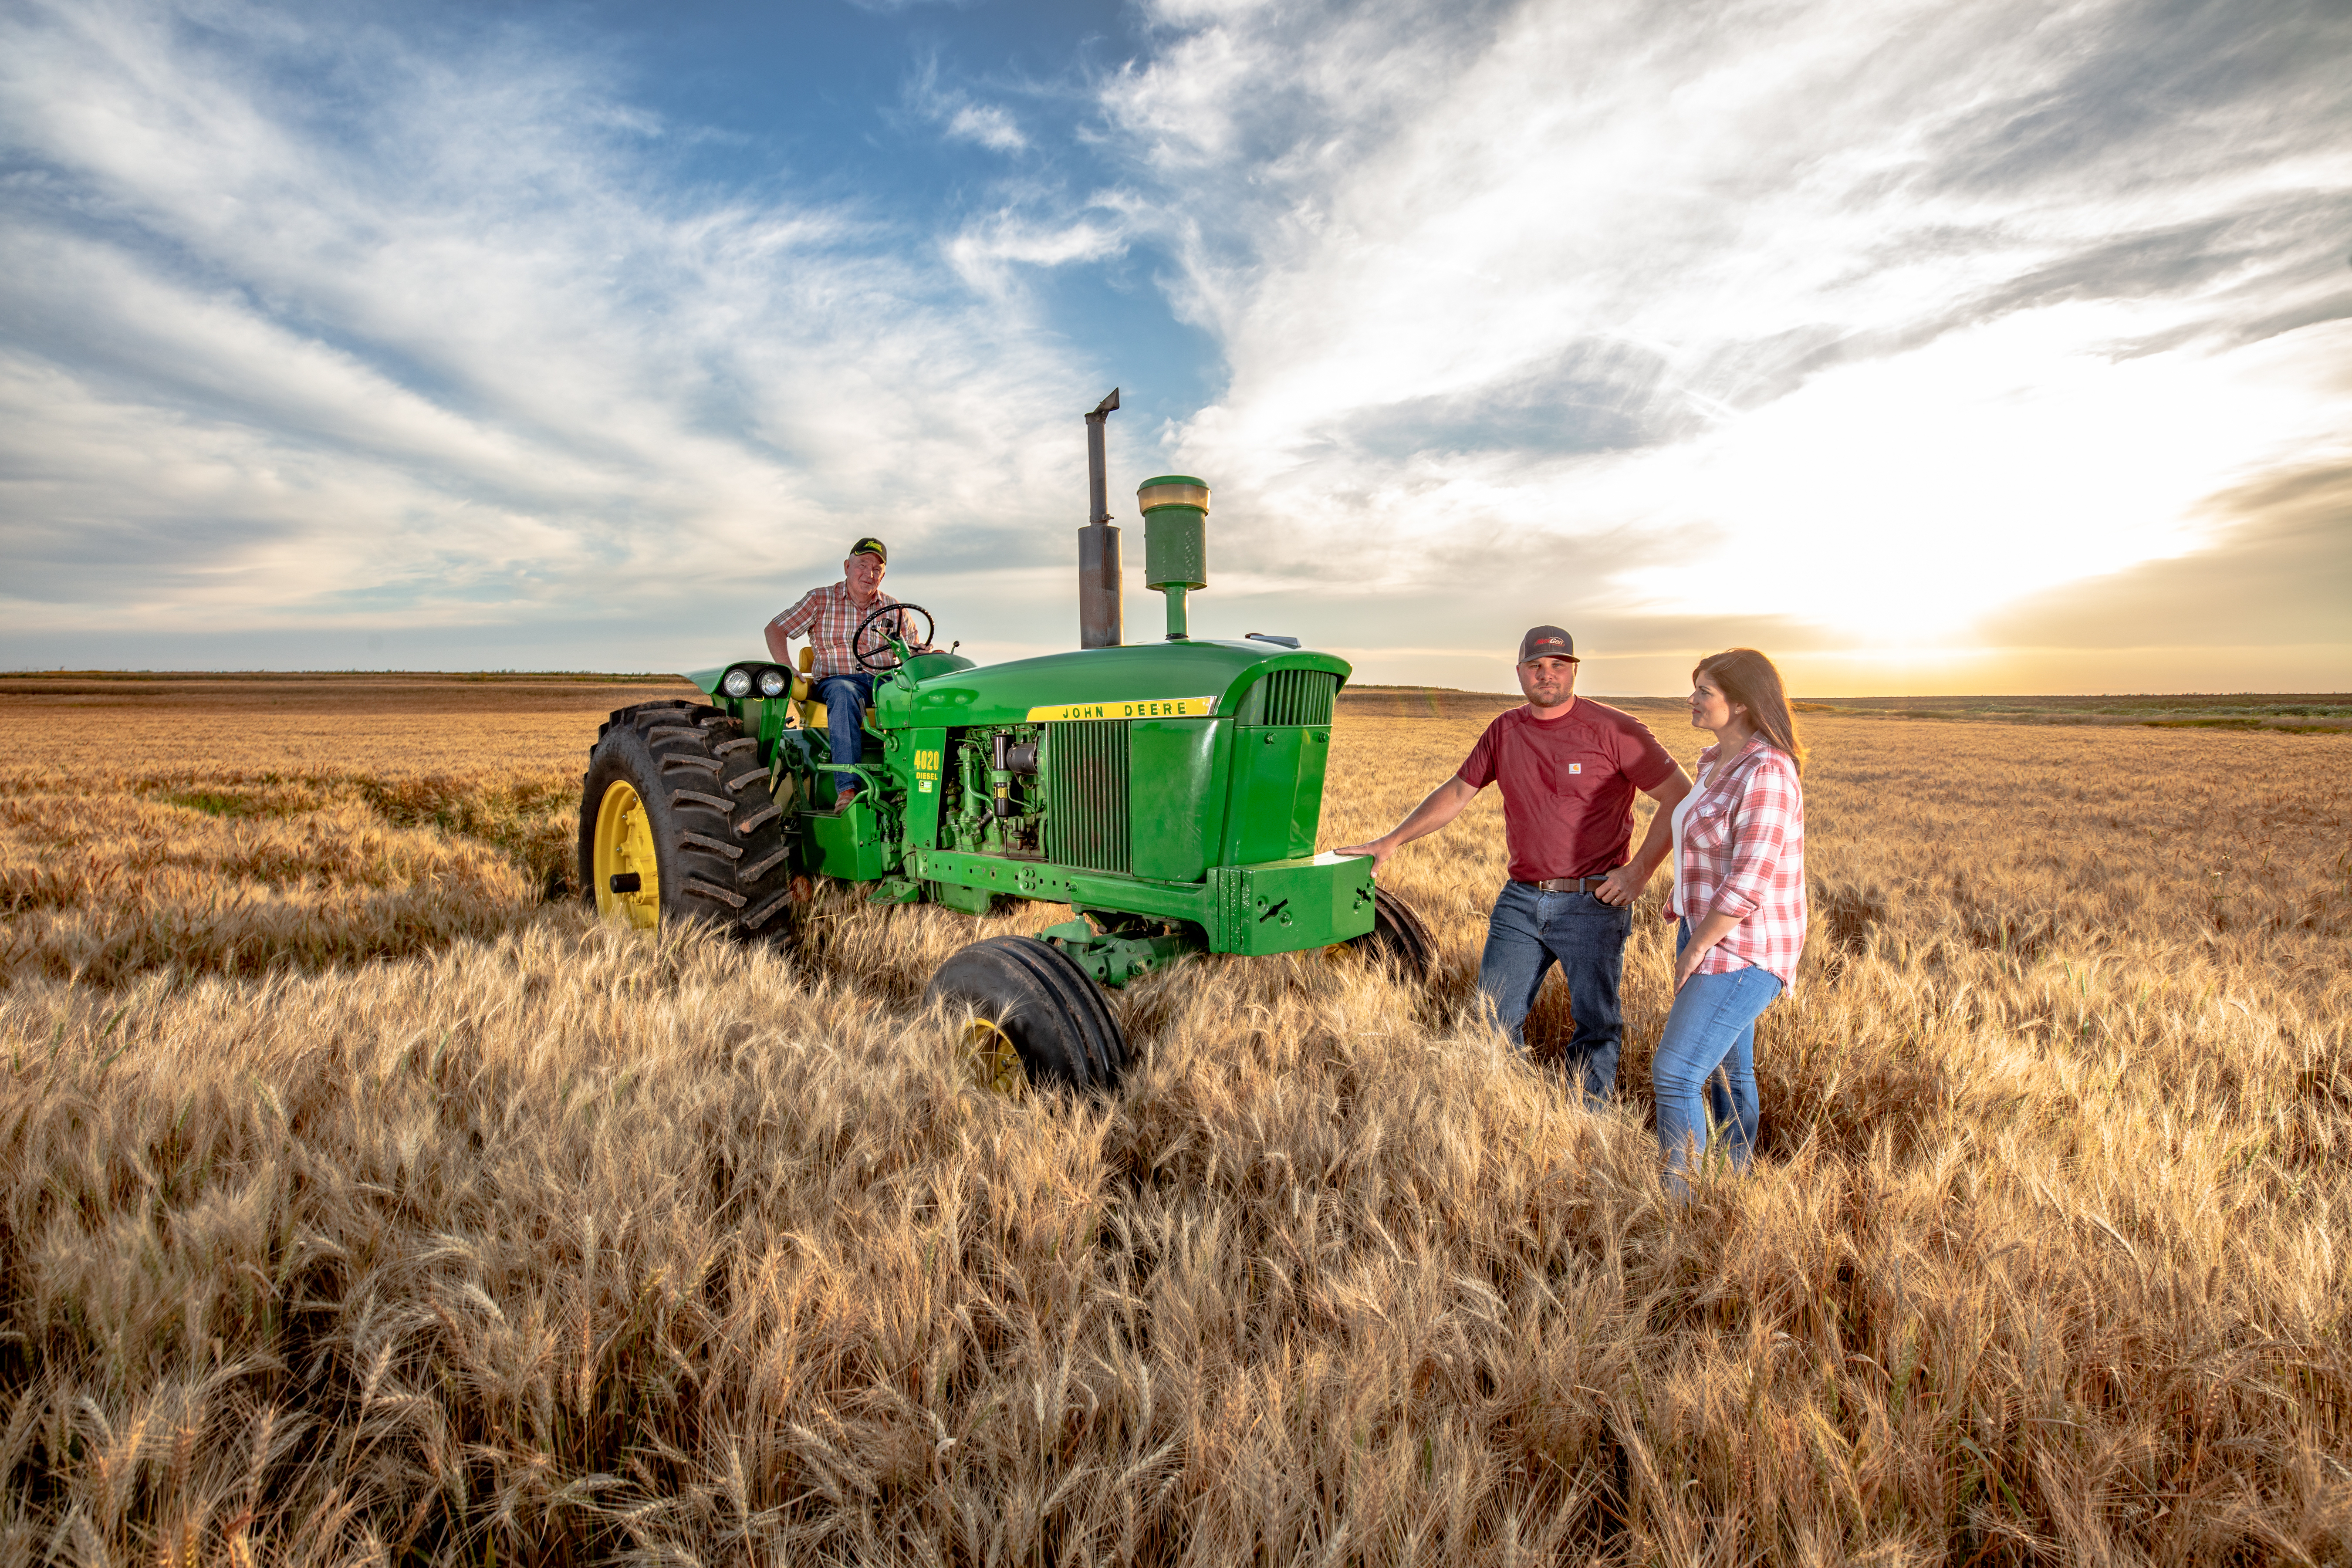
left=3, top=0, right=2347, bottom=694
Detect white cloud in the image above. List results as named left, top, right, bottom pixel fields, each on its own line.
left=902, top=48, right=1030, bottom=155
left=1102, top=0, right=2352, bottom=653
left=4, top=0, right=2347, bottom=688
left=946, top=102, right=1027, bottom=153
left=0, top=0, right=1118, bottom=665
left=945, top=212, right=1127, bottom=292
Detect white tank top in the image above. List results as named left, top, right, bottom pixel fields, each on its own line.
left=1669, top=764, right=1707, bottom=876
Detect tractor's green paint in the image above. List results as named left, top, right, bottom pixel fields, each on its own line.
left=1038, top=917, right=1194, bottom=986
left=902, top=726, right=949, bottom=849
left=1127, top=718, right=1226, bottom=882
left=1222, top=727, right=1331, bottom=865
left=1136, top=476, right=1209, bottom=639
left=804, top=798, right=892, bottom=882
left=1138, top=475, right=1207, bottom=593
left=850, top=641, right=1343, bottom=729
left=688, top=633, right=1372, bottom=975
left=929, top=880, right=998, bottom=916
left=1211, top=856, right=1377, bottom=956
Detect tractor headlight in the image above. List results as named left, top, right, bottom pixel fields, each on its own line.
left=722, top=668, right=753, bottom=698
left=758, top=669, right=788, bottom=698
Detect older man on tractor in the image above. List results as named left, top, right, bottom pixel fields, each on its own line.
left=765, top=536, right=929, bottom=807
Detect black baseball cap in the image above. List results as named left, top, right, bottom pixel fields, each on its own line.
left=1517, top=625, right=1576, bottom=664
left=848, top=537, right=887, bottom=563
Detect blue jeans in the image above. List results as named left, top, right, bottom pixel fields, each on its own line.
left=812, top=673, right=875, bottom=777
left=1478, top=881, right=1634, bottom=1102
left=1653, top=921, right=1781, bottom=1191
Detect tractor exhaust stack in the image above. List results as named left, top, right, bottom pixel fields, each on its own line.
left=1078, top=389, right=1122, bottom=648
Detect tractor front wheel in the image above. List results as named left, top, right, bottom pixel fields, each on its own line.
left=578, top=701, right=798, bottom=940
left=926, top=935, right=1127, bottom=1093
left=1345, top=886, right=1437, bottom=982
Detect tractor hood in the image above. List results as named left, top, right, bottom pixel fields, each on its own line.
left=882, top=639, right=1348, bottom=729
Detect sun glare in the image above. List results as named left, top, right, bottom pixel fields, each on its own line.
left=1603, top=308, right=2352, bottom=644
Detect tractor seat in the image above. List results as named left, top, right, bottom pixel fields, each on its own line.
left=792, top=647, right=821, bottom=730
left=789, top=649, right=882, bottom=740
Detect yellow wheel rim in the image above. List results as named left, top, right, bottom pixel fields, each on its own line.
left=961, top=1018, right=1024, bottom=1096
left=591, top=779, right=661, bottom=929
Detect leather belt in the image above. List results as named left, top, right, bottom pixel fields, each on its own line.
left=1519, top=872, right=1617, bottom=893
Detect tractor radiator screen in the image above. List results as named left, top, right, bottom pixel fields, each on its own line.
left=1045, top=720, right=1130, bottom=873
left=1251, top=669, right=1338, bottom=726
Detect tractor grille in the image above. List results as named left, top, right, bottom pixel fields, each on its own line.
left=1252, top=669, right=1338, bottom=726
left=1045, top=720, right=1130, bottom=872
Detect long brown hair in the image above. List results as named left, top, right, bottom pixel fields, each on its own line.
left=1693, top=647, right=1806, bottom=774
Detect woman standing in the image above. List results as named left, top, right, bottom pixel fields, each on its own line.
left=1656, top=648, right=1808, bottom=1192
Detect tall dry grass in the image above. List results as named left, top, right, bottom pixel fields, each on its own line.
left=0, top=676, right=695, bottom=984
left=0, top=683, right=2348, bottom=1564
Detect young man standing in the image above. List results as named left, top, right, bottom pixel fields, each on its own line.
left=1338, top=626, right=1692, bottom=1100
left=764, top=537, right=922, bottom=806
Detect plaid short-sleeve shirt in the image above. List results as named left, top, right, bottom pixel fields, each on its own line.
left=1668, top=736, right=1808, bottom=987
left=769, top=582, right=907, bottom=679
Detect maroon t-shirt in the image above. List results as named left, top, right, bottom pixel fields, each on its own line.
left=1456, top=700, right=1679, bottom=882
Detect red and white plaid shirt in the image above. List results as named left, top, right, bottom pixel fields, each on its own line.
left=769, top=581, right=908, bottom=679
left=1668, top=736, right=1807, bottom=987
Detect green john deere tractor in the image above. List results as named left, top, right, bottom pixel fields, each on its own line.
left=579, top=390, right=1433, bottom=1091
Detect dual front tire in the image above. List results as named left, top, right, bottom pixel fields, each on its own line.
left=1347, top=886, right=1438, bottom=980
left=925, top=935, right=1127, bottom=1093
left=927, top=886, right=1436, bottom=1096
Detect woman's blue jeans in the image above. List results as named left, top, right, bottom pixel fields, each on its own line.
left=1653, top=921, right=1781, bottom=1190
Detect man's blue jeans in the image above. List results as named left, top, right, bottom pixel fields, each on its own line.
left=1652, top=920, right=1781, bottom=1192
left=812, top=673, right=875, bottom=786
left=1478, top=881, right=1634, bottom=1101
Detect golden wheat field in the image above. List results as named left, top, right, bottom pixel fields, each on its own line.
left=2, top=672, right=2349, bottom=1566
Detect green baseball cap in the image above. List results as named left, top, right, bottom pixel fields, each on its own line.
left=848, top=536, right=887, bottom=563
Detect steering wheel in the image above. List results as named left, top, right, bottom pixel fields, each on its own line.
left=853, top=602, right=936, bottom=672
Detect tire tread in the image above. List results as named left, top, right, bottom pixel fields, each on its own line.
left=578, top=701, right=798, bottom=942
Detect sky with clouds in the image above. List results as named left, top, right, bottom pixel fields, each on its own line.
left=3, top=0, right=2346, bottom=695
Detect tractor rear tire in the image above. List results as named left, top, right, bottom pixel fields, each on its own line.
left=1348, top=886, right=1437, bottom=982
left=926, top=935, right=1127, bottom=1093
left=578, top=701, right=798, bottom=941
